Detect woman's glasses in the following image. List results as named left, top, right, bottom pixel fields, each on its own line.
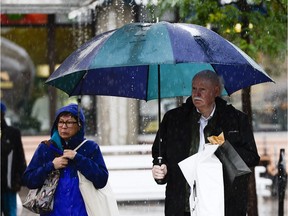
left=57, top=121, right=78, bottom=128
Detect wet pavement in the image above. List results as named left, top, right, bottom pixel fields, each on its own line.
left=19, top=186, right=287, bottom=216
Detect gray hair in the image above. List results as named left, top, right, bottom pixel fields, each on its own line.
left=192, top=70, right=223, bottom=93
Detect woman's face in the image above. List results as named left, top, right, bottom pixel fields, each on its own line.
left=57, top=114, right=80, bottom=141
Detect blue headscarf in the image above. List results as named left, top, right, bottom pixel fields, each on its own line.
left=0, top=102, right=7, bottom=113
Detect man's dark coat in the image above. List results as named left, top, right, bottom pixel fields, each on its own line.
left=152, top=97, right=260, bottom=216
left=1, top=118, right=27, bottom=192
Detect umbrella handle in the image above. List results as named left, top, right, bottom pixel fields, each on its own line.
left=157, top=156, right=163, bottom=165
left=155, top=156, right=166, bottom=185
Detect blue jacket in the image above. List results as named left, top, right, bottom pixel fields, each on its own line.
left=23, top=104, right=108, bottom=215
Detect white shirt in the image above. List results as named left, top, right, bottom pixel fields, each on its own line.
left=197, top=105, right=216, bottom=152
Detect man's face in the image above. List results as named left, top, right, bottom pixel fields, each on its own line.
left=192, top=76, right=219, bottom=112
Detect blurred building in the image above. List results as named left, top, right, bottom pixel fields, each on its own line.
left=0, top=37, right=35, bottom=124
left=1, top=0, right=286, bottom=143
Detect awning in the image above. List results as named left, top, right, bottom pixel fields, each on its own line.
left=1, top=0, right=102, bottom=14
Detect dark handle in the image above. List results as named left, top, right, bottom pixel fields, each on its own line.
left=155, top=157, right=166, bottom=185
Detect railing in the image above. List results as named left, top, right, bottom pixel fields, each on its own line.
left=101, top=144, right=166, bottom=201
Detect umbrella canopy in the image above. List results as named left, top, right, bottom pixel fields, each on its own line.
left=45, top=21, right=273, bottom=100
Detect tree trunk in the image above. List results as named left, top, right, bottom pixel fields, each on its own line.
left=238, top=0, right=259, bottom=213
left=242, top=87, right=259, bottom=216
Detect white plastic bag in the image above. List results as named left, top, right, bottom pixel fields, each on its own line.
left=178, top=144, right=224, bottom=216
left=17, top=193, right=23, bottom=216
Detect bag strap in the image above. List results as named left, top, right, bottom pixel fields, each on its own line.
left=74, top=139, right=88, bottom=151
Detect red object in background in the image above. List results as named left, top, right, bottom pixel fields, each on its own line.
left=0, top=14, right=48, bottom=25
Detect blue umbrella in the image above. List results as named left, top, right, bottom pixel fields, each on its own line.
left=46, top=21, right=273, bottom=99
left=46, top=21, right=274, bottom=164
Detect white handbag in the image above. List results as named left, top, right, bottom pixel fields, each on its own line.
left=75, top=140, right=120, bottom=216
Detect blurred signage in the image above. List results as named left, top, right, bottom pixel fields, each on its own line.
left=0, top=14, right=48, bottom=25
left=0, top=71, right=13, bottom=89
left=1, top=14, right=92, bottom=25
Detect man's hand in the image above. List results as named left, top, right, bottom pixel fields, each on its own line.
left=152, top=164, right=167, bottom=180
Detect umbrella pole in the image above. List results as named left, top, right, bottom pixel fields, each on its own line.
left=76, top=72, right=86, bottom=126
left=157, top=64, right=162, bottom=162
left=156, top=65, right=165, bottom=184
left=77, top=96, right=82, bottom=127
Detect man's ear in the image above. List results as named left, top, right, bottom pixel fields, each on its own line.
left=215, top=86, right=221, bottom=97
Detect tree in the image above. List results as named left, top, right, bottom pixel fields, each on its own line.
left=157, top=0, right=287, bottom=76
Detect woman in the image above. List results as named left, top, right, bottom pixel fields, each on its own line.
left=23, top=103, right=108, bottom=215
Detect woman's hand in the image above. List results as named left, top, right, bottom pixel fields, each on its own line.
left=52, top=156, right=69, bottom=169
left=52, top=150, right=77, bottom=170
left=63, top=150, right=77, bottom=160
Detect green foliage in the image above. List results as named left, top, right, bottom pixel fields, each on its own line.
left=156, top=0, right=287, bottom=77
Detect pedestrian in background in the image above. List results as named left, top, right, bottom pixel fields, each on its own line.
left=1, top=102, right=27, bottom=216
left=152, top=70, right=260, bottom=216
left=22, top=103, right=108, bottom=215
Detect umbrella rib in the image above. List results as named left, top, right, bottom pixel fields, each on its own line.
left=210, top=64, right=231, bottom=96
left=70, top=71, right=88, bottom=96
left=145, top=66, right=150, bottom=101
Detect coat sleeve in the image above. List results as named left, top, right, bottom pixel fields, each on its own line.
left=22, top=143, right=55, bottom=189
left=73, top=140, right=108, bottom=189
left=13, top=128, right=27, bottom=188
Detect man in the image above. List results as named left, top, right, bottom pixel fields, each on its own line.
left=1, top=102, right=27, bottom=216
left=152, top=70, right=260, bottom=216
